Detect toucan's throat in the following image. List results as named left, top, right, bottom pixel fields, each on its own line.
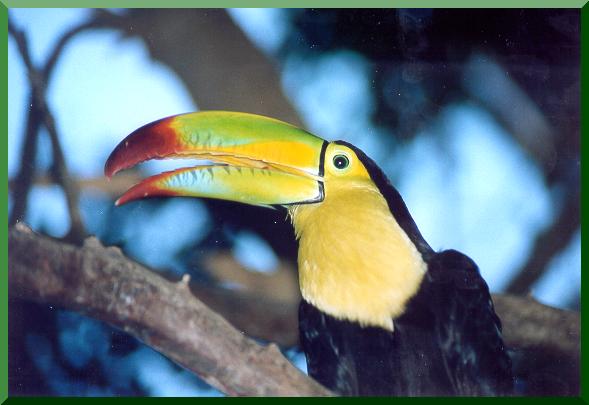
left=289, top=181, right=427, bottom=331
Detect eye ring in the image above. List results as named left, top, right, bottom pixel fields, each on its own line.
left=333, top=154, right=350, bottom=170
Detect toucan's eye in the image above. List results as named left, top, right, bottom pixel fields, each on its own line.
left=333, top=154, right=350, bottom=170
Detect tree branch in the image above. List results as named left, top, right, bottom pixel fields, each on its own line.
left=492, top=294, right=579, bottom=356
left=8, top=223, right=332, bottom=397
left=493, top=294, right=580, bottom=395
left=190, top=282, right=300, bottom=348
left=9, top=222, right=580, bottom=395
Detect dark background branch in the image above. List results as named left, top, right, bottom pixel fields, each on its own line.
left=506, top=187, right=580, bottom=295
left=87, top=9, right=304, bottom=126
left=8, top=19, right=43, bottom=228
left=8, top=16, right=89, bottom=243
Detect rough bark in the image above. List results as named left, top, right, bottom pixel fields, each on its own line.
left=8, top=223, right=332, bottom=397
left=492, top=293, right=580, bottom=395
left=493, top=294, right=579, bottom=359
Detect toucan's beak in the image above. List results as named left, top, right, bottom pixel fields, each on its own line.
left=105, top=111, right=327, bottom=207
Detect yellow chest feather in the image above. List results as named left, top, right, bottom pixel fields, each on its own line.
left=289, top=180, right=426, bottom=331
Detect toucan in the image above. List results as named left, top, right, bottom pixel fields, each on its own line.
left=105, top=111, right=514, bottom=396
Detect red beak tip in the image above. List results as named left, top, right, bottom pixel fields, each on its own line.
left=104, top=161, right=116, bottom=179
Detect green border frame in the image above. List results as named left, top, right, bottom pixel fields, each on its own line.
left=1, top=0, right=588, bottom=7
left=2, top=2, right=587, bottom=402
left=581, top=3, right=587, bottom=402
left=2, top=2, right=7, bottom=403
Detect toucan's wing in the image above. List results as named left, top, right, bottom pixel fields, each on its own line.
left=298, top=300, right=360, bottom=396
left=423, top=249, right=514, bottom=396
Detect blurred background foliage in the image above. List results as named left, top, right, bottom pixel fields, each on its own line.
left=8, top=8, right=579, bottom=396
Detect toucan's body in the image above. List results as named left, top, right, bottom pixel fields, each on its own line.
left=106, top=111, right=513, bottom=396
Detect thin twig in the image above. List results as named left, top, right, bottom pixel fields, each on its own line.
left=43, top=106, right=86, bottom=243
left=8, top=172, right=144, bottom=197
left=8, top=19, right=43, bottom=228
left=9, top=15, right=93, bottom=243
left=44, top=19, right=103, bottom=79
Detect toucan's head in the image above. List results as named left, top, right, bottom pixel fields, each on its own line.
left=106, top=111, right=428, bottom=330
left=105, top=111, right=377, bottom=208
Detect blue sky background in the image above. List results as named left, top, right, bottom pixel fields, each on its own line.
left=8, top=8, right=580, bottom=396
